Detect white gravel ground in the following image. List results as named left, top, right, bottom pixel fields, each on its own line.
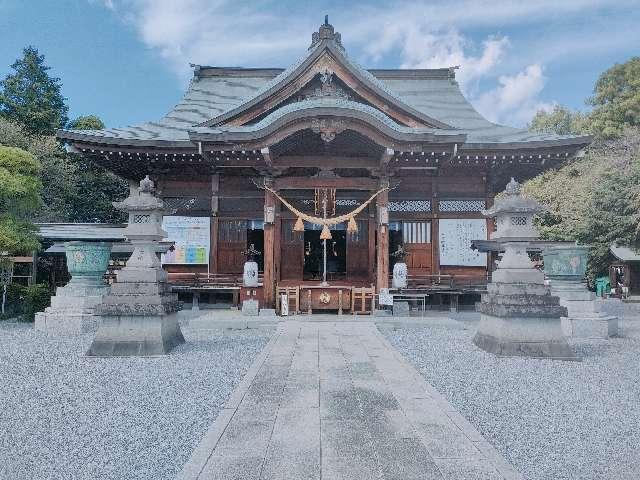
left=0, top=322, right=272, bottom=480
left=381, top=319, right=640, bottom=480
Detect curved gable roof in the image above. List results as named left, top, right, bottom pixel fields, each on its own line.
left=200, top=24, right=453, bottom=130
left=57, top=21, right=591, bottom=151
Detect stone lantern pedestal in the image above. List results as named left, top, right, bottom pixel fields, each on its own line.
left=87, top=176, right=184, bottom=356
left=35, top=241, right=112, bottom=335
left=544, top=245, right=621, bottom=338
left=473, top=178, right=577, bottom=360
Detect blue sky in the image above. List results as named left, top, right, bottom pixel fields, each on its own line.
left=1, top=0, right=638, bottom=129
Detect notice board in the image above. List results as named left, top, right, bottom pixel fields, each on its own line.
left=161, top=216, right=210, bottom=265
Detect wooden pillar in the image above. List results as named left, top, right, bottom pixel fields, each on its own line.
left=431, top=173, right=440, bottom=276
left=263, top=178, right=277, bottom=308
left=368, top=206, right=376, bottom=284
left=376, top=178, right=389, bottom=292
left=209, top=174, right=220, bottom=274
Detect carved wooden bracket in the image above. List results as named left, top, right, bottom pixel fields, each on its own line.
left=311, top=118, right=347, bottom=143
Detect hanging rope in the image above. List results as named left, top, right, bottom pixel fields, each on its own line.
left=261, top=184, right=389, bottom=229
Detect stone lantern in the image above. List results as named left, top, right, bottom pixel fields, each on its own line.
left=473, top=178, right=576, bottom=360
left=87, top=175, right=184, bottom=356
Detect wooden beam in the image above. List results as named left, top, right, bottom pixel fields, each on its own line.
left=273, top=155, right=377, bottom=168
left=274, top=176, right=378, bottom=190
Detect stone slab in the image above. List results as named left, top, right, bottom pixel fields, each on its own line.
left=242, top=299, right=260, bottom=316
left=86, top=314, right=185, bottom=356
left=392, top=301, right=410, bottom=316
left=178, top=321, right=522, bottom=480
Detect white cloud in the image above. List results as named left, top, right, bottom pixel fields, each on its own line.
left=368, top=26, right=509, bottom=95
left=98, top=0, right=637, bottom=126
left=473, top=64, right=554, bottom=126
left=107, top=0, right=312, bottom=80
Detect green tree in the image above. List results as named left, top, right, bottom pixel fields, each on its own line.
left=588, top=57, right=640, bottom=138
left=524, top=129, right=640, bottom=279
left=69, top=115, right=105, bottom=130
left=0, top=46, right=68, bottom=135
left=529, top=105, right=588, bottom=136
left=0, top=117, right=127, bottom=224
left=0, top=145, right=41, bottom=253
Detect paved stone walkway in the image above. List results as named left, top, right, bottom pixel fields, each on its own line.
left=179, top=321, right=522, bottom=480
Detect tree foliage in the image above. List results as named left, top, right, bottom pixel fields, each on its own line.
left=588, top=57, right=640, bottom=138
left=69, top=115, right=105, bottom=130
left=524, top=129, right=640, bottom=279
left=0, top=46, right=68, bottom=136
left=525, top=56, right=640, bottom=281
left=0, top=145, right=41, bottom=253
left=529, top=105, right=588, bottom=136
left=529, top=57, right=640, bottom=139
left=0, top=117, right=127, bottom=224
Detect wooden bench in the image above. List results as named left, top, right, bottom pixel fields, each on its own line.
left=168, top=272, right=255, bottom=308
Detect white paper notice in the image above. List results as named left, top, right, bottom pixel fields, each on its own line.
left=438, top=219, right=487, bottom=266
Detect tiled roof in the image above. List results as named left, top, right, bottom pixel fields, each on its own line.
left=58, top=25, right=590, bottom=149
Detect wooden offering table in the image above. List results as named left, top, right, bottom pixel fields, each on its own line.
left=301, top=284, right=352, bottom=314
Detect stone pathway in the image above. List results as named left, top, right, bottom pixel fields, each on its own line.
left=178, top=321, right=522, bottom=480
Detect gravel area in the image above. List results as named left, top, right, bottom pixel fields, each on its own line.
left=0, top=322, right=272, bottom=480
left=381, top=319, right=640, bottom=480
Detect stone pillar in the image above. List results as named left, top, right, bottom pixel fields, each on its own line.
left=87, top=176, right=184, bottom=356
left=263, top=178, right=277, bottom=308
left=35, top=241, right=112, bottom=335
left=376, top=178, right=389, bottom=292
left=473, top=178, right=576, bottom=360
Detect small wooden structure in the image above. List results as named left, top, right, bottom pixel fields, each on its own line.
left=609, top=244, right=640, bottom=299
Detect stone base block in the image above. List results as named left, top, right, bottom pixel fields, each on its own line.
left=561, top=316, right=620, bottom=338
left=241, top=299, right=259, bottom=316
left=86, top=314, right=185, bottom=356
left=473, top=314, right=578, bottom=360
left=35, top=311, right=99, bottom=334
left=34, top=283, right=108, bottom=335
left=259, top=308, right=276, bottom=317
left=392, top=301, right=410, bottom=316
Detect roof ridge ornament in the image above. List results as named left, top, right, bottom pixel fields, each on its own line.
left=309, top=16, right=344, bottom=51
left=306, top=68, right=350, bottom=100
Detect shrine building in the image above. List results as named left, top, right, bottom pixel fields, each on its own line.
left=57, top=20, right=591, bottom=312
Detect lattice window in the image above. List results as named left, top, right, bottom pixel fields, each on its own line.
left=388, top=200, right=431, bottom=212
left=132, top=214, right=150, bottom=224
left=510, top=216, right=528, bottom=226
left=402, top=221, right=431, bottom=243
left=438, top=200, right=485, bottom=212
left=336, top=199, right=359, bottom=206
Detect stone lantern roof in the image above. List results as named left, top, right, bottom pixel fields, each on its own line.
left=482, top=178, right=545, bottom=217
left=483, top=178, right=545, bottom=241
